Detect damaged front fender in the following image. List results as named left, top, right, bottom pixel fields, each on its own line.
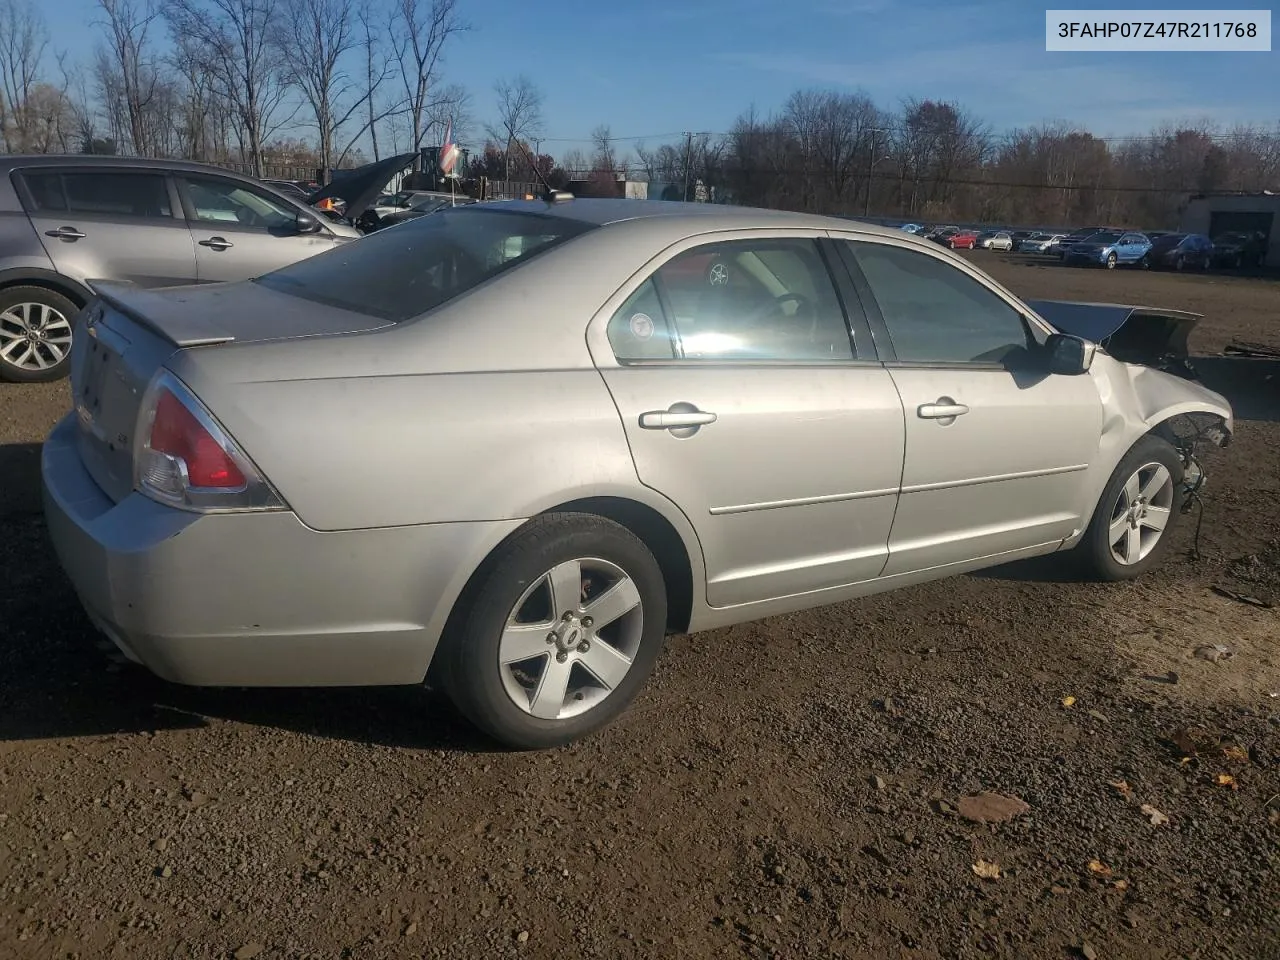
left=1026, top=298, right=1201, bottom=380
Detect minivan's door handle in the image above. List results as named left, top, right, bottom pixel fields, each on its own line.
left=46, top=226, right=86, bottom=241
left=917, top=398, right=970, bottom=420
left=199, top=237, right=234, bottom=251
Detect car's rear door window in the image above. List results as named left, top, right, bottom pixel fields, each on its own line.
left=608, top=238, right=855, bottom=362
left=20, top=171, right=172, bottom=218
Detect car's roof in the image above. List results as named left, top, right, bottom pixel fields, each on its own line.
left=0, top=154, right=263, bottom=178
left=484, top=197, right=911, bottom=239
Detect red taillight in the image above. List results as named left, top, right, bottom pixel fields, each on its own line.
left=149, top=388, right=246, bottom=488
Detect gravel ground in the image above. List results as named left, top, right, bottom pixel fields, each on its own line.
left=1, top=255, right=1277, bottom=960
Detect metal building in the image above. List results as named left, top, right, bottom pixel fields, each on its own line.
left=1180, top=191, right=1279, bottom=267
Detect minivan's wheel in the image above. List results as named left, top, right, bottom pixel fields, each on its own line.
left=0, top=286, right=78, bottom=383
left=1174, top=254, right=1186, bottom=271
left=1077, top=436, right=1184, bottom=582
left=1105, top=252, right=1117, bottom=269
left=438, top=513, right=668, bottom=750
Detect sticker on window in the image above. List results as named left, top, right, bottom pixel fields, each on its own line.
left=707, top=262, right=730, bottom=286
left=629, top=313, right=655, bottom=341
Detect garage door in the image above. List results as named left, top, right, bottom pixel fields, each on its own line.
left=1208, top=210, right=1274, bottom=241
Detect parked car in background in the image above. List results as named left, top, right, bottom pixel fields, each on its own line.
left=1056, top=227, right=1119, bottom=260
left=976, top=230, right=1014, bottom=250
left=261, top=179, right=312, bottom=201
left=1064, top=231, right=1152, bottom=269
left=947, top=230, right=980, bottom=250
left=927, top=225, right=960, bottom=244
left=42, top=199, right=1233, bottom=749
left=1020, top=233, right=1066, bottom=254
left=1211, top=230, right=1268, bottom=269
left=900, top=223, right=924, bottom=234
left=1142, top=233, right=1213, bottom=271
left=360, top=191, right=477, bottom=232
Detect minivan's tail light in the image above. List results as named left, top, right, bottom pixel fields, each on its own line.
left=134, top=371, right=284, bottom=513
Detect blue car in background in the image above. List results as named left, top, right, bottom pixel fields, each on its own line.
left=900, top=223, right=924, bottom=234
left=1063, top=230, right=1152, bottom=269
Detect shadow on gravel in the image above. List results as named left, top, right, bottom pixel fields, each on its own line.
left=1191, top=356, right=1279, bottom=424
left=0, top=442, right=41, bottom=519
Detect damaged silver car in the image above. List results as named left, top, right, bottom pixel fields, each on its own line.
left=42, top=199, right=1233, bottom=749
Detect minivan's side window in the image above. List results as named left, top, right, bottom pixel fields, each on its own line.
left=22, top=171, right=172, bottom=218
left=846, top=241, right=1031, bottom=364
left=608, top=238, right=854, bottom=363
left=178, top=176, right=297, bottom=231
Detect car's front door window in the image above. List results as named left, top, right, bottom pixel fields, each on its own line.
left=843, top=241, right=1033, bottom=365
left=178, top=176, right=298, bottom=231
left=607, top=238, right=854, bottom=363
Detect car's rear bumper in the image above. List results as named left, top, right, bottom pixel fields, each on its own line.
left=41, top=414, right=520, bottom=687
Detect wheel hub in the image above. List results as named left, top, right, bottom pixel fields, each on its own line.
left=546, top=611, right=593, bottom=661
left=1127, top=497, right=1149, bottom=527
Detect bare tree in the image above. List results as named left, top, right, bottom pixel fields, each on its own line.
left=276, top=0, right=356, bottom=180
left=488, top=75, right=542, bottom=180
left=166, top=0, right=291, bottom=176
left=357, top=4, right=389, bottom=161
left=590, top=124, right=616, bottom=175
left=390, top=0, right=466, bottom=160
left=94, top=0, right=164, bottom=155
left=0, top=0, right=48, bottom=151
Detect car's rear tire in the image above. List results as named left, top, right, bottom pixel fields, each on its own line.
left=0, top=286, right=79, bottom=383
left=1076, top=436, right=1184, bottom=582
left=437, top=513, right=668, bottom=750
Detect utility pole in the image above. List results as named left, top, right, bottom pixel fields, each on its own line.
left=682, top=131, right=693, bottom=202
left=865, top=127, right=888, bottom=218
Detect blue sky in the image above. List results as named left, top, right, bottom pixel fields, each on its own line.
left=38, top=0, right=1280, bottom=155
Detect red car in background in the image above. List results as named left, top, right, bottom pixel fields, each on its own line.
left=947, top=230, right=979, bottom=250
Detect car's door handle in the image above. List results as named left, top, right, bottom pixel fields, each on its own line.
left=918, top=399, right=970, bottom=419
left=45, top=226, right=86, bottom=241
left=639, top=408, right=718, bottom=430
left=199, top=237, right=234, bottom=250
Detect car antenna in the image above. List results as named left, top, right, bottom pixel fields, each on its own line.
left=503, top=119, right=572, bottom=203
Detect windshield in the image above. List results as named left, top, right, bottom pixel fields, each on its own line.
left=1083, top=232, right=1121, bottom=244
left=255, top=208, right=595, bottom=323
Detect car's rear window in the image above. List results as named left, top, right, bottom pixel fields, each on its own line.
left=255, top=208, right=595, bottom=322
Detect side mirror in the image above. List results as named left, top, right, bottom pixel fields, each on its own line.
left=1046, top=333, right=1096, bottom=375
left=295, top=211, right=323, bottom=234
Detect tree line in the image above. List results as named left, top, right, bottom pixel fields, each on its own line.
left=2, top=0, right=1277, bottom=228
left=0, top=0, right=469, bottom=179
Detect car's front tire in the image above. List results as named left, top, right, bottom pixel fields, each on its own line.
left=437, top=513, right=668, bottom=750
left=1105, top=252, right=1118, bottom=269
left=1077, top=436, right=1184, bottom=582
left=0, top=286, right=79, bottom=383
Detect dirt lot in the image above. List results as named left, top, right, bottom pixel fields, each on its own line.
left=1, top=255, right=1277, bottom=960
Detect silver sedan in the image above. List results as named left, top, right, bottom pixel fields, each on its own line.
left=42, top=199, right=1233, bottom=749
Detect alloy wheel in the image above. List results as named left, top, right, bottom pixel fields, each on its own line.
left=0, top=302, right=72, bottom=372
left=497, top=557, right=644, bottom=720
left=1107, top=461, right=1175, bottom=566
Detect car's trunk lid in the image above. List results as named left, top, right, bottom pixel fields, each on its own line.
left=70, top=281, right=391, bottom=503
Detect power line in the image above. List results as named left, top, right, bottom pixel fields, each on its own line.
left=523, top=128, right=1278, bottom=147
